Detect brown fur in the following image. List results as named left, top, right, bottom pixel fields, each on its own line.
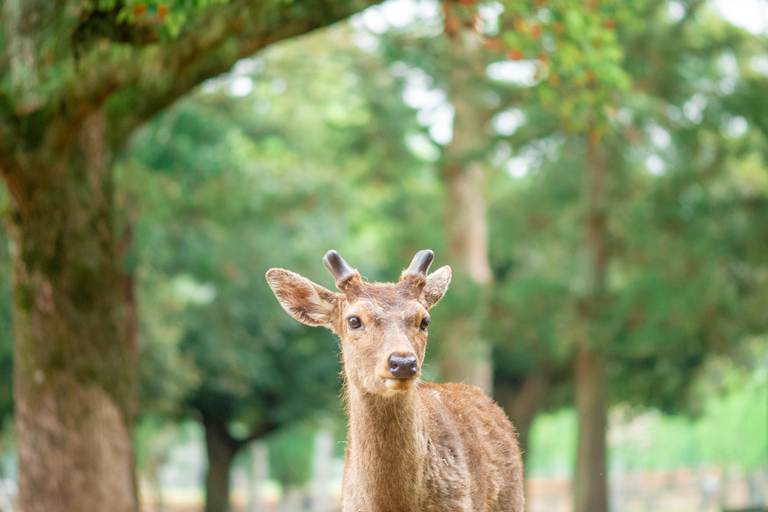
left=266, top=255, right=524, bottom=512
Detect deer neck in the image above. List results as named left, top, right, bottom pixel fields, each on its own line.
left=346, top=385, right=429, bottom=509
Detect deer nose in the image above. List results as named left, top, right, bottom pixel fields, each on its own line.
left=388, top=353, right=418, bottom=379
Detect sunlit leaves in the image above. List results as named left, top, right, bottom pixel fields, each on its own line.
left=493, top=0, right=646, bottom=133
left=111, top=0, right=231, bottom=38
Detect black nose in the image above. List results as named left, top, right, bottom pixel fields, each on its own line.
left=388, top=353, right=418, bottom=379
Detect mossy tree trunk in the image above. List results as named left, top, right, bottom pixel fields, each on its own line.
left=7, top=111, right=138, bottom=512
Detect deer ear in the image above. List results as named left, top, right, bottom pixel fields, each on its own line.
left=422, top=265, right=451, bottom=309
left=266, top=269, right=340, bottom=329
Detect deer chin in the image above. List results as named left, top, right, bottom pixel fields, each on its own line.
left=379, top=377, right=418, bottom=397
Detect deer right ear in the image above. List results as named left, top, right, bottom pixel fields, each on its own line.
left=266, top=269, right=340, bottom=329
left=422, top=265, right=452, bottom=309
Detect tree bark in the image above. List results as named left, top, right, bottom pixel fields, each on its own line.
left=7, top=111, right=138, bottom=512
left=439, top=2, right=494, bottom=394
left=573, top=137, right=609, bottom=512
left=204, top=417, right=239, bottom=512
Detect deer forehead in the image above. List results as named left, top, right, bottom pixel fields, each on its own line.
left=344, top=299, right=427, bottom=324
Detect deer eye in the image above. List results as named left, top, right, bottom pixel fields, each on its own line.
left=420, top=317, right=430, bottom=331
left=348, top=316, right=363, bottom=330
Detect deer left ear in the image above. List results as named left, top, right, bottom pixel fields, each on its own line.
left=421, top=266, right=451, bottom=309
left=266, top=268, right=341, bottom=329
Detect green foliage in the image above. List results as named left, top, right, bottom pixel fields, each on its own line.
left=497, top=0, right=645, bottom=133
left=354, top=0, right=768, bottom=420
left=484, top=0, right=768, bottom=413
left=530, top=353, right=767, bottom=475
left=527, top=408, right=577, bottom=476
left=696, top=349, right=768, bottom=472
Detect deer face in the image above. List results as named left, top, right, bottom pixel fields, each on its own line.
left=266, top=250, right=451, bottom=397
left=337, top=286, right=431, bottom=396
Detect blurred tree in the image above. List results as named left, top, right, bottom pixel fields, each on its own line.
left=437, top=0, right=496, bottom=393
left=494, top=3, right=637, bottom=509
left=371, top=0, right=543, bottom=397
left=371, top=1, right=628, bottom=489
left=371, top=2, right=768, bottom=510
left=0, top=1, right=382, bottom=511
left=488, top=3, right=768, bottom=510
left=120, top=82, right=347, bottom=512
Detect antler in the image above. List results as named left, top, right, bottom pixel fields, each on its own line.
left=323, top=250, right=355, bottom=281
left=399, top=249, right=435, bottom=298
left=406, top=249, right=434, bottom=276
left=323, top=250, right=363, bottom=294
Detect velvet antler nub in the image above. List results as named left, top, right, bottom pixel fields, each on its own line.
left=406, top=249, right=434, bottom=276
left=323, top=250, right=364, bottom=295
left=323, top=250, right=355, bottom=281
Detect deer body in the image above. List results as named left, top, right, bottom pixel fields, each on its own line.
left=267, top=250, right=524, bottom=512
left=344, top=381, right=523, bottom=511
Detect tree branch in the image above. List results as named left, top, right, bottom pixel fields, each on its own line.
left=71, top=3, right=162, bottom=50
left=235, top=420, right=281, bottom=451
left=0, top=101, right=29, bottom=211
left=95, top=0, right=384, bottom=140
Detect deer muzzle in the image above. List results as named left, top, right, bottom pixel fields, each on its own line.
left=388, top=352, right=419, bottom=379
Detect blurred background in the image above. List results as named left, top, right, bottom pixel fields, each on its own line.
left=0, top=0, right=767, bottom=511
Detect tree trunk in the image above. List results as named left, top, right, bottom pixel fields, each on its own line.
left=573, top=348, right=608, bottom=512
left=204, top=417, right=239, bottom=512
left=501, top=369, right=550, bottom=468
left=7, top=111, right=138, bottom=512
left=439, top=2, right=494, bottom=394
left=573, top=136, right=609, bottom=512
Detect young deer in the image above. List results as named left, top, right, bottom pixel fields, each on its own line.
left=266, top=250, right=524, bottom=512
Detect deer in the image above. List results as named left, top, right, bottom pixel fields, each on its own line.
left=266, top=250, right=524, bottom=512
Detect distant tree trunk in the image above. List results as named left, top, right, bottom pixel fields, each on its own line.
left=204, top=417, right=239, bottom=512
left=573, top=348, right=608, bottom=512
left=573, top=136, right=609, bottom=512
left=439, top=1, right=494, bottom=393
left=6, top=111, right=138, bottom=512
left=500, top=369, right=550, bottom=467
left=201, top=412, right=279, bottom=512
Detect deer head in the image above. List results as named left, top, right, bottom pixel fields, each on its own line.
left=266, top=250, right=452, bottom=397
